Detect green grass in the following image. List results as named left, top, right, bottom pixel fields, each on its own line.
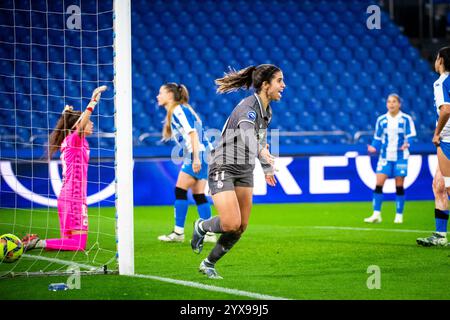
left=1, top=201, right=450, bottom=300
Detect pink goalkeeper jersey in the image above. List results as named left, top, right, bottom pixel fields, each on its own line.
left=58, top=131, right=90, bottom=203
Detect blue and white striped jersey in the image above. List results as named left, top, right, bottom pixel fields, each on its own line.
left=371, top=111, right=416, bottom=161
left=170, top=104, right=212, bottom=154
left=433, top=72, right=450, bottom=143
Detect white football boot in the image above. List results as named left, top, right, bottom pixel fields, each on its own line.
left=364, top=212, right=382, bottom=223
left=417, top=232, right=448, bottom=247
left=204, top=232, right=217, bottom=243
left=394, top=214, right=403, bottom=224
left=157, top=231, right=184, bottom=242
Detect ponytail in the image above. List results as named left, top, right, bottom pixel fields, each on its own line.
left=46, top=107, right=82, bottom=159
left=162, top=105, right=176, bottom=141
left=215, top=65, right=256, bottom=94
left=215, top=64, right=281, bottom=94
left=162, top=83, right=200, bottom=141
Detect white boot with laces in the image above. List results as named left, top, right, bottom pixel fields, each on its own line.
left=157, top=231, right=184, bottom=242
left=364, top=211, right=382, bottom=223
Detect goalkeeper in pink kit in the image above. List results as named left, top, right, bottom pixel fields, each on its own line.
left=22, top=85, right=107, bottom=252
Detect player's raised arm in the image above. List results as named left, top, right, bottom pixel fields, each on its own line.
left=76, top=85, right=108, bottom=134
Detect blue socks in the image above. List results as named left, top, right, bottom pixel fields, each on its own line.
left=174, top=187, right=188, bottom=233
left=435, top=209, right=449, bottom=233
left=193, top=194, right=212, bottom=220
left=373, top=185, right=383, bottom=212
left=173, top=190, right=211, bottom=233
left=373, top=185, right=406, bottom=215
left=396, top=186, right=405, bottom=215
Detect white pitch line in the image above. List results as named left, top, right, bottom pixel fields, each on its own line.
left=303, top=226, right=433, bottom=233
left=22, top=254, right=98, bottom=271
left=22, top=254, right=290, bottom=300
left=130, top=273, right=290, bottom=300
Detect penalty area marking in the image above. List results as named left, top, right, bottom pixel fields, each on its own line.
left=22, top=254, right=290, bottom=300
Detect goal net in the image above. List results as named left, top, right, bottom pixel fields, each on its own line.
left=0, top=0, right=133, bottom=277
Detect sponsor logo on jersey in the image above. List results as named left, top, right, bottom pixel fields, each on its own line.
left=247, top=111, right=257, bottom=120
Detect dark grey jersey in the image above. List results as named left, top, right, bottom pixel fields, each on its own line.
left=208, top=93, right=273, bottom=177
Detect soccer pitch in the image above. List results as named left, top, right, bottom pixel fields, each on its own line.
left=1, top=201, right=449, bottom=300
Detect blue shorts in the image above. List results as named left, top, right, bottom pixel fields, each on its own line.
left=181, top=153, right=208, bottom=180
left=376, top=158, right=408, bottom=178
left=440, top=141, right=450, bottom=160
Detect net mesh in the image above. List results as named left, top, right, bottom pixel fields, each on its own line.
left=0, top=0, right=117, bottom=277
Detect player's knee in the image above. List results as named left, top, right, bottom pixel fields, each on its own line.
left=193, top=193, right=208, bottom=205
left=221, top=220, right=241, bottom=232
left=238, top=223, right=248, bottom=234
left=433, top=177, right=445, bottom=194
left=396, top=186, right=404, bottom=195
left=374, top=185, right=383, bottom=194
left=175, top=187, right=188, bottom=200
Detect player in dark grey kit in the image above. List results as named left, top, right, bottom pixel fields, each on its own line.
left=191, top=64, right=286, bottom=279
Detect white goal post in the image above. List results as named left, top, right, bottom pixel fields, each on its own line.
left=113, top=0, right=134, bottom=276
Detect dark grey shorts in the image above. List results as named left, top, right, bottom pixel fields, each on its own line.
left=208, top=169, right=253, bottom=195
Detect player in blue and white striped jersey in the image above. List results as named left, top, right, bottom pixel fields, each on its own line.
left=417, top=46, right=450, bottom=247
left=156, top=83, right=216, bottom=243
left=364, top=93, right=416, bottom=224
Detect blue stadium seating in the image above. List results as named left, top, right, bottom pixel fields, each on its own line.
left=0, top=0, right=440, bottom=149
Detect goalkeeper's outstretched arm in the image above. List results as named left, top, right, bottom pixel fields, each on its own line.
left=76, top=85, right=108, bottom=135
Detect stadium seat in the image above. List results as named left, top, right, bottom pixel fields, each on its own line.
left=305, top=73, right=321, bottom=87
left=351, top=84, right=365, bottom=101
left=218, top=47, right=233, bottom=62
left=278, top=35, right=292, bottom=50
left=303, top=47, right=316, bottom=62
left=227, top=35, right=244, bottom=49
left=347, top=60, right=360, bottom=74
left=311, top=35, right=326, bottom=49
left=302, top=23, right=316, bottom=37
left=359, top=72, right=372, bottom=87
left=365, top=84, right=382, bottom=101
left=354, top=47, right=369, bottom=61
left=321, top=72, right=336, bottom=88
left=286, top=47, right=301, bottom=61
left=320, top=47, right=334, bottom=62
left=345, top=35, right=359, bottom=49
left=363, top=59, right=378, bottom=74
left=314, top=85, right=328, bottom=100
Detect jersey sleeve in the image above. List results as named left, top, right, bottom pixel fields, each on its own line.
left=371, top=117, right=383, bottom=150
left=434, top=80, right=450, bottom=109
left=405, top=115, right=417, bottom=139
left=236, top=105, right=257, bottom=129
left=172, top=106, right=196, bottom=134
